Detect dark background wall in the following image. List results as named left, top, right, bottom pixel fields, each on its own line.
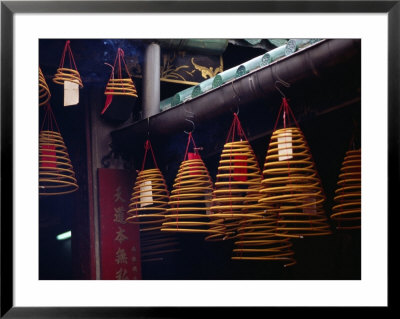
left=39, top=39, right=361, bottom=280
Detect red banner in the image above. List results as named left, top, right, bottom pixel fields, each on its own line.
left=98, top=168, right=142, bottom=280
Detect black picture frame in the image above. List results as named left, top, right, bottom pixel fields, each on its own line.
left=1, top=1, right=396, bottom=317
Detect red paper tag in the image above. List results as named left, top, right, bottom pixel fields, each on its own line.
left=188, top=152, right=201, bottom=160
left=234, top=155, right=247, bottom=181
left=40, top=144, right=57, bottom=168
left=188, top=152, right=201, bottom=175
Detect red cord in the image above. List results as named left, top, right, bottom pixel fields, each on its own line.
left=140, top=140, right=159, bottom=172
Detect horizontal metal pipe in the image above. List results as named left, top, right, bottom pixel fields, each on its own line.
left=111, top=39, right=360, bottom=148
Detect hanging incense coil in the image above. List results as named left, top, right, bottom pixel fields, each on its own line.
left=39, top=130, right=79, bottom=196
left=126, top=140, right=180, bottom=260
left=126, top=168, right=170, bottom=226
left=104, top=78, right=138, bottom=98
left=161, top=155, right=225, bottom=235
left=53, top=41, right=83, bottom=88
left=53, top=68, right=83, bottom=88
left=232, top=212, right=296, bottom=267
left=331, top=149, right=361, bottom=230
left=206, top=140, right=265, bottom=241
left=104, top=48, right=138, bottom=98
left=39, top=67, right=51, bottom=106
left=140, top=230, right=181, bottom=263
left=259, top=126, right=331, bottom=238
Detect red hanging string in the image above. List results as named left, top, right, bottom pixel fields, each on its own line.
left=59, top=40, right=78, bottom=71
left=140, top=139, right=159, bottom=172
left=284, top=98, right=300, bottom=128
left=108, top=48, right=131, bottom=94
left=68, top=44, right=78, bottom=71
left=59, top=41, right=69, bottom=69
left=41, top=103, right=60, bottom=133
left=183, top=132, right=198, bottom=161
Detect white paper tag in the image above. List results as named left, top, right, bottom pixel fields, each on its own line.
left=303, top=197, right=317, bottom=214
left=140, top=180, right=153, bottom=207
left=64, top=80, right=79, bottom=106
left=278, top=129, right=293, bottom=161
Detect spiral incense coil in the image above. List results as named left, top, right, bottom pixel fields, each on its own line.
left=259, top=127, right=331, bottom=238
left=206, top=140, right=265, bottom=241
left=53, top=68, right=83, bottom=88
left=331, top=149, right=361, bottom=230
left=39, top=67, right=51, bottom=106
left=161, top=158, right=226, bottom=235
left=126, top=168, right=170, bottom=227
left=39, top=130, right=79, bottom=196
left=104, top=78, right=138, bottom=98
left=140, top=230, right=181, bottom=263
left=232, top=213, right=296, bottom=267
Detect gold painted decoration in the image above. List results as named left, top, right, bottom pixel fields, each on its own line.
left=206, top=114, right=265, bottom=241
left=159, top=51, right=223, bottom=85
left=39, top=67, right=51, bottom=106
left=161, top=133, right=226, bottom=235
left=331, top=149, right=361, bottom=230
left=191, top=57, right=223, bottom=79
left=53, top=40, right=83, bottom=88
left=259, top=98, right=332, bottom=238
left=125, top=140, right=180, bottom=260
left=104, top=48, right=138, bottom=98
left=39, top=104, right=78, bottom=196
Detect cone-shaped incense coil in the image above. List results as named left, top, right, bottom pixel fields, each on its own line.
left=39, top=130, right=79, bottom=196
left=161, top=158, right=226, bottom=234
left=126, top=168, right=170, bottom=226
left=105, top=78, right=138, bottom=98
left=126, top=140, right=180, bottom=259
left=39, top=67, right=51, bottom=106
left=140, top=230, right=181, bottom=263
left=232, top=212, right=296, bottom=266
left=206, top=140, right=265, bottom=241
left=105, top=48, right=138, bottom=98
left=161, top=156, right=225, bottom=235
left=53, top=68, right=83, bottom=87
left=331, top=149, right=361, bottom=230
left=53, top=41, right=83, bottom=88
left=259, top=127, right=331, bottom=238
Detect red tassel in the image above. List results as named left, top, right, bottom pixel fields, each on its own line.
left=101, top=92, right=113, bottom=115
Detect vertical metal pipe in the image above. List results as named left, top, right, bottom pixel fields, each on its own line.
left=143, top=42, right=160, bottom=118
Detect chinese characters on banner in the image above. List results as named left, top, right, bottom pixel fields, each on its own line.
left=98, top=168, right=142, bottom=280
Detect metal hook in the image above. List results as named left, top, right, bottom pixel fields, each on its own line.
left=183, top=101, right=195, bottom=119
left=274, top=79, right=291, bottom=99
left=183, top=101, right=195, bottom=134
left=184, top=119, right=195, bottom=134
left=147, top=117, right=150, bottom=139
left=231, top=82, right=240, bottom=115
